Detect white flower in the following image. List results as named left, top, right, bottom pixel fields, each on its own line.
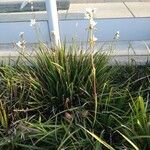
left=16, top=32, right=26, bottom=49
left=16, top=41, right=22, bottom=48
left=16, top=40, right=26, bottom=49
left=30, top=19, right=36, bottom=27
left=114, top=31, right=120, bottom=40
left=93, top=35, right=98, bottom=42
left=85, top=8, right=96, bottom=19
left=19, top=32, right=24, bottom=37
left=89, top=19, right=97, bottom=29
left=84, top=13, right=90, bottom=19
left=86, top=8, right=93, bottom=14
left=20, top=0, right=33, bottom=10
left=86, top=8, right=96, bottom=15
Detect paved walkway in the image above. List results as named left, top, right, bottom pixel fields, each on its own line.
left=0, top=0, right=150, bottom=19
left=62, top=2, right=150, bottom=19
left=70, top=0, right=150, bottom=3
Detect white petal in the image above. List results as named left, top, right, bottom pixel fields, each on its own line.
left=90, top=19, right=97, bottom=27
left=85, top=8, right=93, bottom=18
left=19, top=32, right=24, bottom=37
left=30, top=19, right=36, bottom=26
left=116, top=31, right=120, bottom=35
left=114, top=31, right=120, bottom=40
left=22, top=40, right=27, bottom=45
left=93, top=35, right=98, bottom=42
left=86, top=8, right=93, bottom=14
left=116, top=35, right=120, bottom=39
left=16, top=41, right=22, bottom=48
left=86, top=8, right=96, bottom=15
left=84, top=13, right=90, bottom=19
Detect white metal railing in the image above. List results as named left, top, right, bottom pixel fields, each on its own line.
left=45, top=0, right=61, bottom=47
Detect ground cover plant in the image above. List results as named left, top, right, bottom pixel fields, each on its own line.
left=0, top=45, right=149, bottom=150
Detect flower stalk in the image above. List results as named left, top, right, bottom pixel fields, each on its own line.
left=85, top=8, right=97, bottom=49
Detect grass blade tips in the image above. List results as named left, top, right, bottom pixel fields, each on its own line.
left=78, top=124, right=115, bottom=150
left=117, top=131, right=139, bottom=150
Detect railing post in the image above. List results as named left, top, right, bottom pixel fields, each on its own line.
left=45, top=0, right=61, bottom=47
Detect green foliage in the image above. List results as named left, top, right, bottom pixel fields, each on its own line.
left=0, top=45, right=149, bottom=149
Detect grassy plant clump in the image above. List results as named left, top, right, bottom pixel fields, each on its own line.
left=0, top=45, right=149, bottom=149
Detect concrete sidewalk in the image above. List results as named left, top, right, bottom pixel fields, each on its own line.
left=62, top=2, right=150, bottom=19
left=70, top=0, right=150, bottom=3
left=0, top=3, right=149, bottom=20
left=0, top=1, right=150, bottom=19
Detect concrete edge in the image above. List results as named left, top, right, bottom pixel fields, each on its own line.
left=0, top=11, right=150, bottom=23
